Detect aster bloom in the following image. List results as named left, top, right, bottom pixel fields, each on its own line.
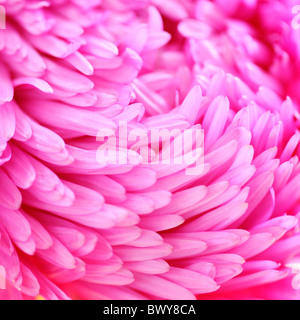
left=0, top=0, right=300, bottom=301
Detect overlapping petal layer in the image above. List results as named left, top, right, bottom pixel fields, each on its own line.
left=0, top=0, right=300, bottom=300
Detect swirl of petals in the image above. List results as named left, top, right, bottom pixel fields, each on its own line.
left=0, top=0, right=300, bottom=300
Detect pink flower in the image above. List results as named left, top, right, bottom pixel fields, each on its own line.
left=0, top=0, right=300, bottom=300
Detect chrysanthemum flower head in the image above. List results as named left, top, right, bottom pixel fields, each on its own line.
left=0, top=0, right=300, bottom=300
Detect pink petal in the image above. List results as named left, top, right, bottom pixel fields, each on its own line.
left=114, top=243, right=173, bottom=261
left=0, top=62, right=14, bottom=104
left=161, top=267, right=219, bottom=294
left=0, top=103, right=15, bottom=141
left=130, top=273, right=196, bottom=300
left=0, top=170, right=22, bottom=210
left=125, top=259, right=170, bottom=274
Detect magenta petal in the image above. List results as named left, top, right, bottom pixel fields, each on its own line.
left=0, top=170, right=22, bottom=210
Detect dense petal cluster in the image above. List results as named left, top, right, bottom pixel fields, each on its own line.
left=0, top=0, right=300, bottom=300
